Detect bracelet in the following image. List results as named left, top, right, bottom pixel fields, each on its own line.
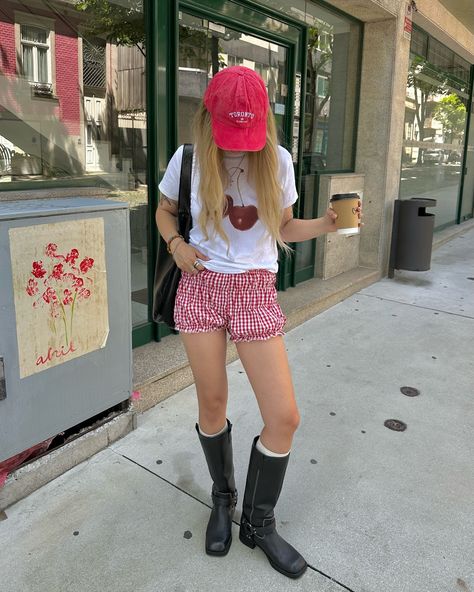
left=166, top=234, right=183, bottom=254
left=171, top=238, right=185, bottom=256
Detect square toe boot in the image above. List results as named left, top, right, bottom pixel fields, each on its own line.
left=239, top=436, right=307, bottom=579
left=196, top=419, right=237, bottom=556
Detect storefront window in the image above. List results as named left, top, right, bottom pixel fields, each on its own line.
left=0, top=0, right=148, bottom=326
left=302, top=3, right=360, bottom=174
left=400, top=28, right=471, bottom=228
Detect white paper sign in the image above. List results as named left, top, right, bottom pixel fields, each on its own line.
left=9, top=217, right=109, bottom=378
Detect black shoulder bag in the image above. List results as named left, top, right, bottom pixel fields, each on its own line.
left=152, top=144, right=193, bottom=328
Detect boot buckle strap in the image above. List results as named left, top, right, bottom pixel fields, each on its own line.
left=243, top=518, right=275, bottom=537
left=212, top=489, right=238, bottom=508
left=243, top=520, right=257, bottom=537
left=255, top=522, right=275, bottom=537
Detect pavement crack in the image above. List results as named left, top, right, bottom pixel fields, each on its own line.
left=359, top=293, right=474, bottom=320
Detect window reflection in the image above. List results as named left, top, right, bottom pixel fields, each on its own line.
left=0, top=0, right=149, bottom=326
left=255, top=0, right=361, bottom=175
left=302, top=9, right=360, bottom=175
left=178, top=15, right=288, bottom=147
left=400, top=48, right=469, bottom=228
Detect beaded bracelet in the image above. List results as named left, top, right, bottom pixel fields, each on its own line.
left=166, top=233, right=183, bottom=254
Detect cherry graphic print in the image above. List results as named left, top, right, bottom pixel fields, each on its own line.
left=223, top=157, right=259, bottom=231
left=224, top=195, right=258, bottom=231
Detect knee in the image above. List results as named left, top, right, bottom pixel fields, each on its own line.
left=269, top=408, right=300, bottom=436
left=286, top=409, right=301, bottom=434
left=197, top=390, right=227, bottom=419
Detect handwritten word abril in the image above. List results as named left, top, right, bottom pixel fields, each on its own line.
left=36, top=341, right=76, bottom=367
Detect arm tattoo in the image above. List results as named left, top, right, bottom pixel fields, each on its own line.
left=159, top=195, right=175, bottom=208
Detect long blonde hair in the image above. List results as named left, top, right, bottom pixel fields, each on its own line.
left=192, top=102, right=289, bottom=251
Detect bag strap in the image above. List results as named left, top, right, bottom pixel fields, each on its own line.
left=178, top=143, right=193, bottom=240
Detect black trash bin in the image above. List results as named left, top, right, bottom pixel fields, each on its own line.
left=389, top=198, right=437, bottom=278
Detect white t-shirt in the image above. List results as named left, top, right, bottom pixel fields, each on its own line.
left=158, top=145, right=298, bottom=274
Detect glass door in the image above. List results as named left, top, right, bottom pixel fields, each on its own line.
left=175, top=2, right=303, bottom=294
left=178, top=14, right=291, bottom=149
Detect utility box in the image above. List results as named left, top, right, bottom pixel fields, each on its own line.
left=0, top=198, right=132, bottom=463
left=389, top=198, right=437, bottom=278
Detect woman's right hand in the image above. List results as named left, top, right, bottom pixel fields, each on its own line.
left=172, top=240, right=210, bottom=274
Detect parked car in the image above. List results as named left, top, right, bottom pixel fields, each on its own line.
left=422, top=148, right=447, bottom=164
left=447, top=151, right=462, bottom=164
left=0, top=143, right=12, bottom=176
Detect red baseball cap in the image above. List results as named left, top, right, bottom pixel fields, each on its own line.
left=203, top=66, right=269, bottom=152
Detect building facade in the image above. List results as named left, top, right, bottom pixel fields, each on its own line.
left=1, top=0, right=473, bottom=348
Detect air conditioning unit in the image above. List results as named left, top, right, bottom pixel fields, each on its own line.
left=32, top=82, right=53, bottom=97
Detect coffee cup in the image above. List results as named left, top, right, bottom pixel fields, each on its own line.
left=330, top=193, right=360, bottom=235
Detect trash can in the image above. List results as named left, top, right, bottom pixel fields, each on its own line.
left=388, top=198, right=437, bottom=278
left=0, top=198, right=132, bottom=463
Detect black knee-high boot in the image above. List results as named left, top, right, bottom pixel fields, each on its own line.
left=239, top=436, right=307, bottom=578
left=196, top=419, right=237, bottom=556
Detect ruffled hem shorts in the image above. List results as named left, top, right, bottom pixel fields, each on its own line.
left=174, top=269, right=286, bottom=342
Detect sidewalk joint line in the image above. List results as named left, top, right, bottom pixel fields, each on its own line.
left=114, top=450, right=242, bottom=527
left=117, top=451, right=360, bottom=588
left=359, top=293, right=474, bottom=320
left=114, top=450, right=217, bottom=510
left=307, top=564, right=356, bottom=591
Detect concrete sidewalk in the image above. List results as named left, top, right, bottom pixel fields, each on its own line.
left=1, top=228, right=473, bottom=592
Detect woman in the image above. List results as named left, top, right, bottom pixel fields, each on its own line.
left=156, top=66, right=361, bottom=579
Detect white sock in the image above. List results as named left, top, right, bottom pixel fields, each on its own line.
left=256, top=437, right=290, bottom=457
left=198, top=422, right=227, bottom=438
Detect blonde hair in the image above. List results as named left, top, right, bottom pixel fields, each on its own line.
left=192, top=102, right=290, bottom=252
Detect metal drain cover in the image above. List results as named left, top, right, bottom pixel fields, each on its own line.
left=400, top=386, right=420, bottom=397
left=384, top=419, right=407, bottom=432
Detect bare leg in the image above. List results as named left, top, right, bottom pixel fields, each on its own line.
left=182, top=330, right=236, bottom=557
left=180, top=330, right=228, bottom=434
left=237, top=336, right=306, bottom=578
left=235, top=336, right=300, bottom=453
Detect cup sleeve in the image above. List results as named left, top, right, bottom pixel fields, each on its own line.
left=158, top=145, right=184, bottom=201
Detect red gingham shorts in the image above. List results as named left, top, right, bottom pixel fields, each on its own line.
left=174, top=269, right=286, bottom=342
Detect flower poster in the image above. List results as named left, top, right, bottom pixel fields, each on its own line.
left=9, top=217, right=109, bottom=378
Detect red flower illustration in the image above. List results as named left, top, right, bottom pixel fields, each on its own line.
left=45, top=243, right=58, bottom=258
left=42, top=287, right=57, bottom=304
left=26, top=243, right=96, bottom=347
left=26, top=278, right=39, bottom=296
left=65, top=249, right=79, bottom=264
left=51, top=263, right=64, bottom=280
left=32, top=261, right=46, bottom=278
left=63, top=289, right=73, bottom=305
left=79, top=257, right=94, bottom=273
